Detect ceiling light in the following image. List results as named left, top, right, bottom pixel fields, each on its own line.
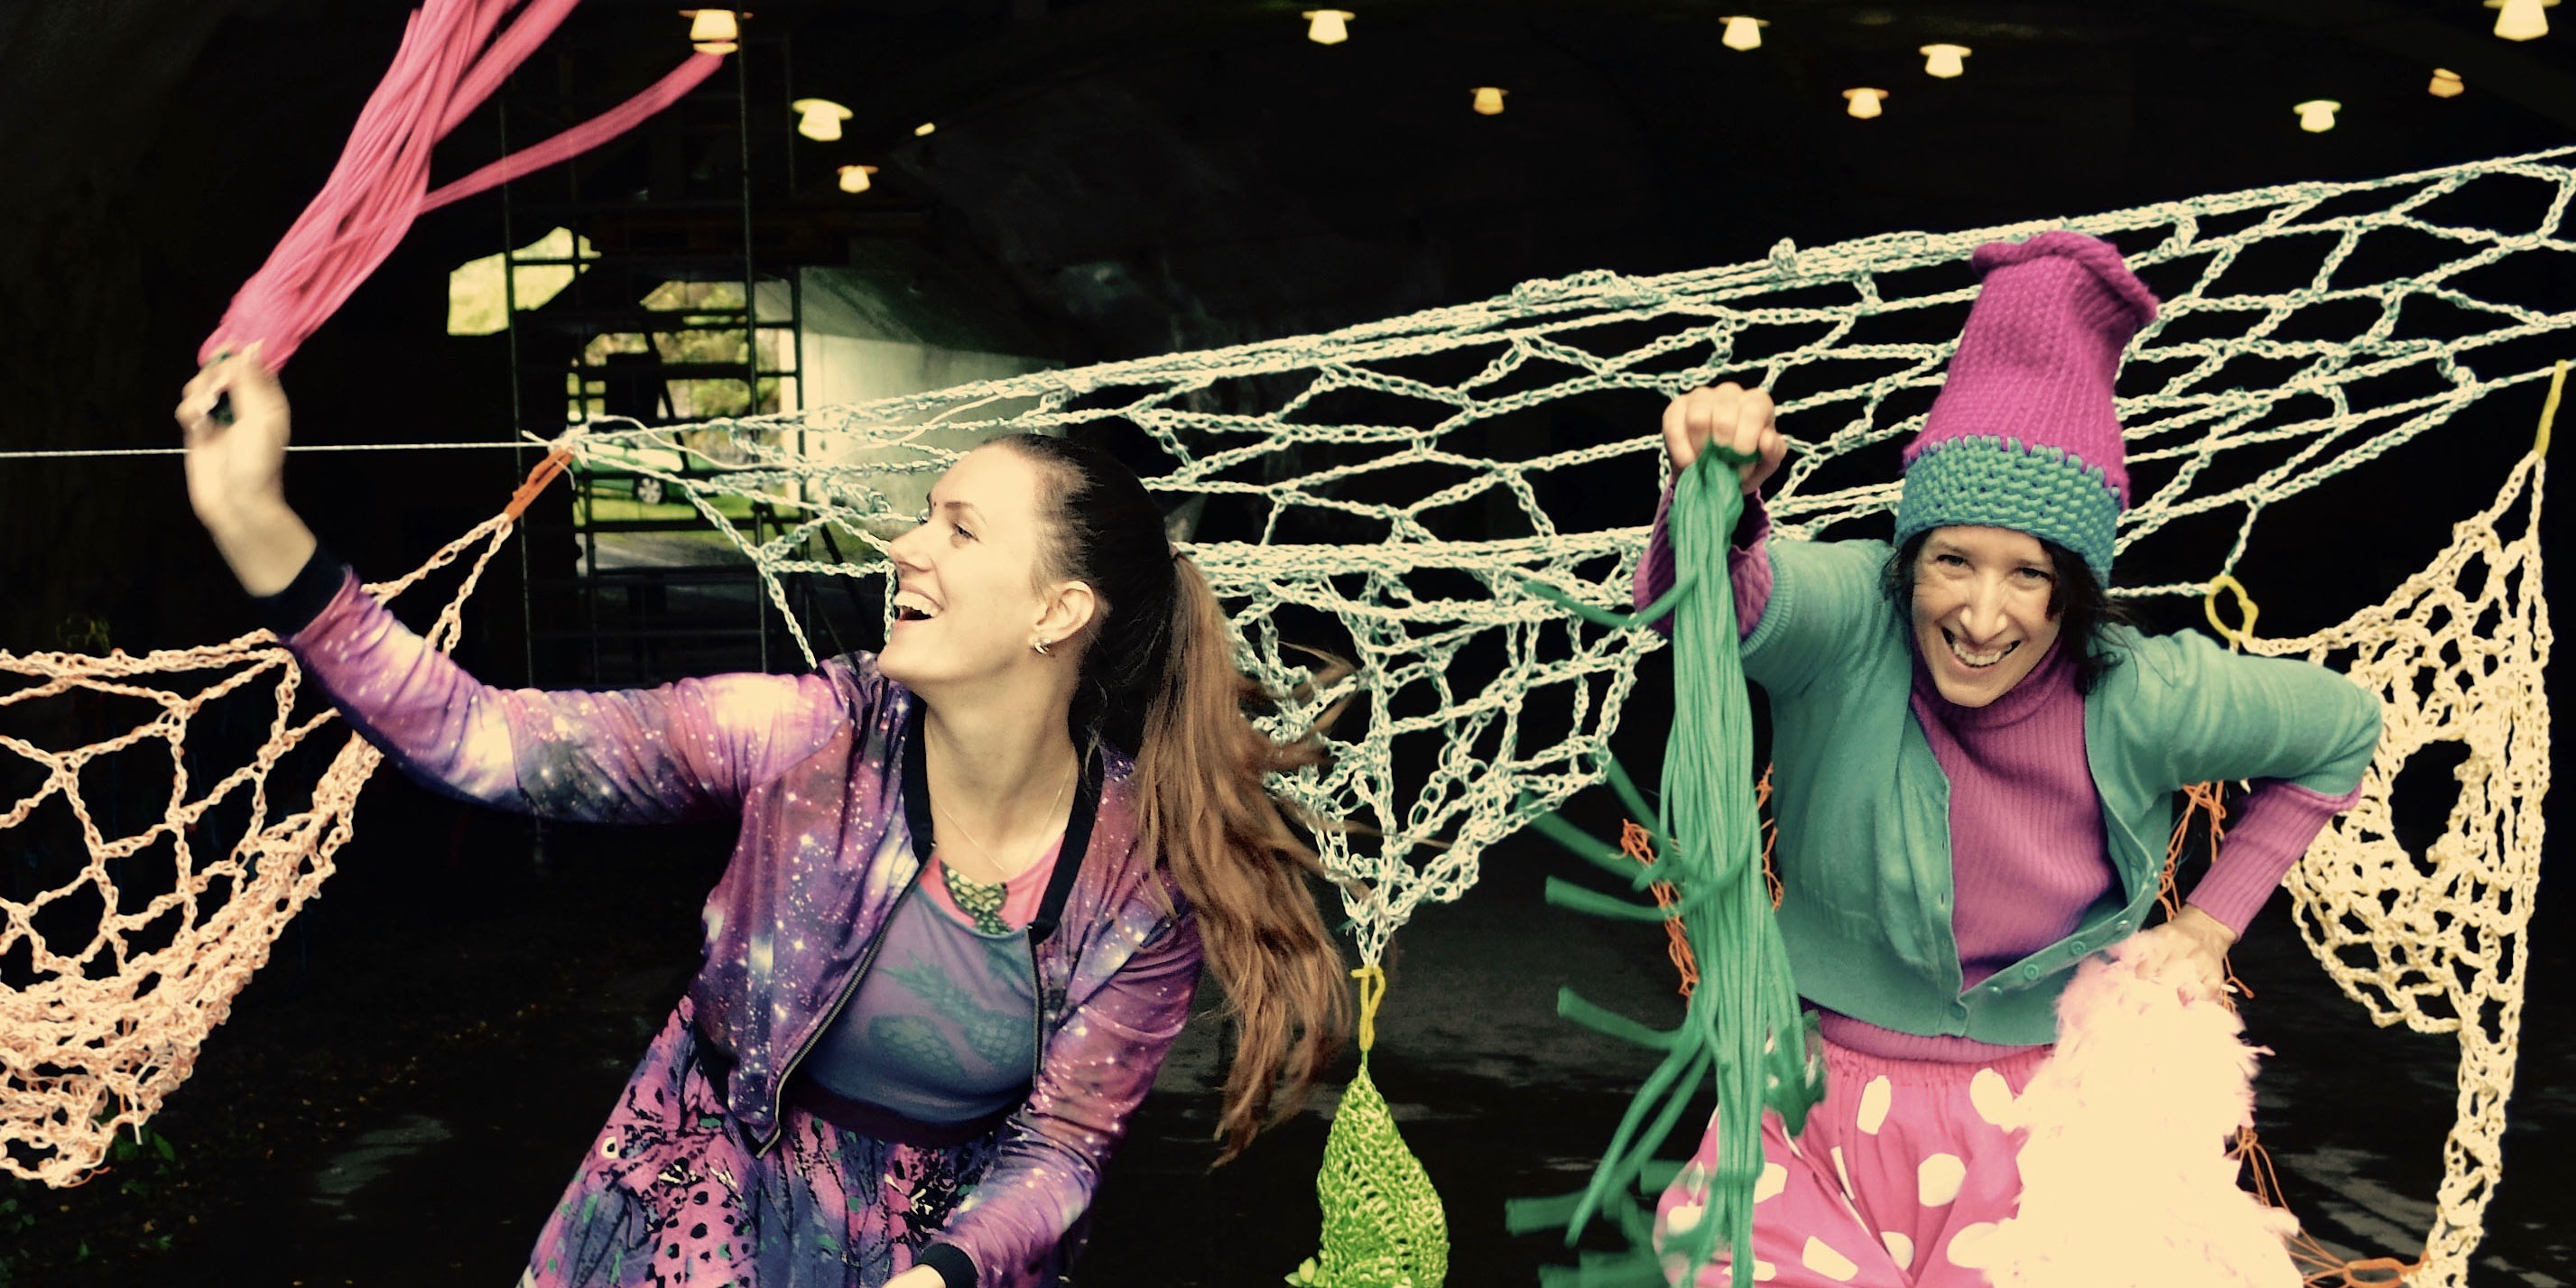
left=792, top=98, right=852, bottom=142
left=2293, top=99, right=2340, bottom=133
left=1921, top=43, right=1970, bottom=79
left=683, top=9, right=738, bottom=55
left=2487, top=0, right=2555, bottom=40
left=1303, top=10, right=1354, bottom=45
left=913, top=122, right=937, bottom=137
left=1720, top=15, right=1767, bottom=51
left=838, top=164, right=878, bottom=194
left=1471, top=86, right=1507, bottom=116
left=1843, top=87, right=1887, bottom=119
left=2429, top=68, right=2465, bottom=97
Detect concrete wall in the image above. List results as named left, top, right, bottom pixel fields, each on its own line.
left=784, top=267, right=1060, bottom=520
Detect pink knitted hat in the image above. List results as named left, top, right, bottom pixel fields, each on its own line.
left=1893, top=231, right=2159, bottom=582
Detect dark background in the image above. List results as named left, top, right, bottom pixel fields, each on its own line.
left=0, top=1, right=2569, bottom=1285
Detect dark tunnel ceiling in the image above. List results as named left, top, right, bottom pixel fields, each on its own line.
left=5, top=0, right=2574, bottom=365
left=0, top=0, right=2568, bottom=647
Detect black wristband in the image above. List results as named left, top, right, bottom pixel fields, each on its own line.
left=248, top=542, right=346, bottom=638
left=915, top=1243, right=977, bottom=1288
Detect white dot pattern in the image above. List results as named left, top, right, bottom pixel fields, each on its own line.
left=1666, top=1200, right=1705, bottom=1234
left=1947, top=1220, right=2000, bottom=1268
left=1856, top=1075, right=1894, bottom=1134
left=1881, top=1230, right=1914, bottom=1267
left=1969, top=1067, right=2016, bottom=1127
left=1918, top=1152, right=1967, bottom=1206
left=1802, top=1237, right=1859, bottom=1282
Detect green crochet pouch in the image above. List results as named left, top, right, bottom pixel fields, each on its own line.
left=1288, top=966, right=1450, bottom=1288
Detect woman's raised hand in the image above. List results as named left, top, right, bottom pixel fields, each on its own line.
left=1662, top=382, right=1787, bottom=496
left=178, top=345, right=290, bottom=527
left=176, top=345, right=316, bottom=597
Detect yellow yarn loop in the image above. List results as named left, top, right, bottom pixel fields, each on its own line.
left=2536, top=359, right=2565, bottom=459
left=1353, top=964, right=1386, bottom=1053
left=2203, top=573, right=2260, bottom=652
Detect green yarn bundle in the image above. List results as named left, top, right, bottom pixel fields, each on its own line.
left=1289, top=966, right=1450, bottom=1288
left=1509, top=446, right=1821, bottom=1288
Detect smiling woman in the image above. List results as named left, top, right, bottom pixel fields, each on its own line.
left=1632, top=231, right=2382, bottom=1288
left=171, top=356, right=1349, bottom=1288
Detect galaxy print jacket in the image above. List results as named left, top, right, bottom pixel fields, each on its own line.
left=283, top=567, right=1203, bottom=1288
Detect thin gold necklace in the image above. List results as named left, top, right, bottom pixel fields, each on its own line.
left=933, top=757, right=1075, bottom=882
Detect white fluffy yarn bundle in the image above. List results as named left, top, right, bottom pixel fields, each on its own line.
left=1978, top=934, right=2302, bottom=1288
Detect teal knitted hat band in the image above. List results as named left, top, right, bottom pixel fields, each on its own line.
left=1891, top=436, right=2121, bottom=583
left=1897, top=231, right=2155, bottom=587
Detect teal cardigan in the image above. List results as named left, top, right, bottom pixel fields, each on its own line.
left=1742, top=537, right=2383, bottom=1045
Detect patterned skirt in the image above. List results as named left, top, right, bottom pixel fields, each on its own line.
left=517, top=999, right=1012, bottom=1288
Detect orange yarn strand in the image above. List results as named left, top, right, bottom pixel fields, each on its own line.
left=1621, top=763, right=1782, bottom=999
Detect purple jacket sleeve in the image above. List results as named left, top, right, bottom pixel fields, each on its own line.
left=285, top=567, right=850, bottom=823
left=2182, top=779, right=2366, bottom=937
left=1635, top=476, right=1777, bottom=641
left=933, top=894, right=1204, bottom=1287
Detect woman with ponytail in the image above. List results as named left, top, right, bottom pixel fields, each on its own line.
left=179, top=354, right=1349, bottom=1288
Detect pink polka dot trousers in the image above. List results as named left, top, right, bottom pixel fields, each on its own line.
left=1653, top=1041, right=2053, bottom=1287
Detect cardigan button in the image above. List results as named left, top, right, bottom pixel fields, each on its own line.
left=2021, top=963, right=2043, bottom=981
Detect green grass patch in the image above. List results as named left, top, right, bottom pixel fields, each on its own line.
left=579, top=492, right=786, bottom=525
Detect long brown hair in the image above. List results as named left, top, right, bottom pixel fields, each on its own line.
left=999, top=432, right=1350, bottom=1162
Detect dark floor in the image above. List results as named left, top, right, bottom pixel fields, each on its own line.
left=12, top=791, right=2571, bottom=1288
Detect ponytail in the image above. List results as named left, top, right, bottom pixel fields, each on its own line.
left=1000, top=434, right=1351, bottom=1163
left=1137, top=557, right=1349, bottom=1161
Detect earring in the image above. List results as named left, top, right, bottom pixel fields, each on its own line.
left=1033, top=638, right=1052, bottom=656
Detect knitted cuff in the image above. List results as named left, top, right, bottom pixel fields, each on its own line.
left=916, top=1243, right=977, bottom=1288
left=249, top=542, right=347, bottom=639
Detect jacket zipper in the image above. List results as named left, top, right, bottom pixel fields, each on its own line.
left=1026, top=933, right=1050, bottom=1086
left=759, top=865, right=924, bottom=1156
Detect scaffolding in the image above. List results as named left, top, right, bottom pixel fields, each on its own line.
left=496, top=22, right=804, bottom=687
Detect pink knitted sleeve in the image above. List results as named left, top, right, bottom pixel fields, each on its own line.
left=1635, top=477, right=1775, bottom=639
left=2182, top=780, right=2366, bottom=936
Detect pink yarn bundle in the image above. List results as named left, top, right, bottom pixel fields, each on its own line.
left=199, top=0, right=724, bottom=370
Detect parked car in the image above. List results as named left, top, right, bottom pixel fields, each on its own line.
left=570, top=433, right=690, bottom=505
